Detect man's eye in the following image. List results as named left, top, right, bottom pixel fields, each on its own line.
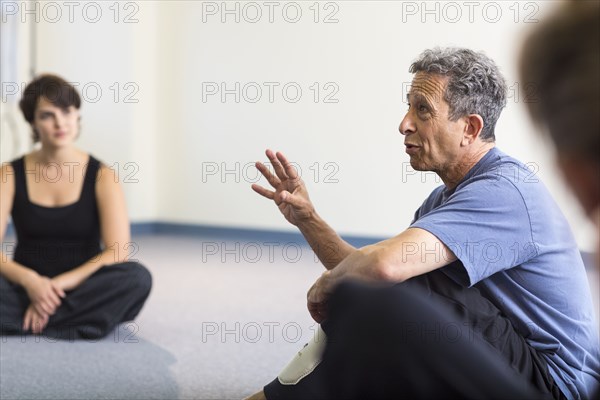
left=418, top=105, right=428, bottom=112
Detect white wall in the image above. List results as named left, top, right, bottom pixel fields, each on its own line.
left=2, top=1, right=159, bottom=221
left=1, top=1, right=595, bottom=249
left=0, top=0, right=32, bottom=161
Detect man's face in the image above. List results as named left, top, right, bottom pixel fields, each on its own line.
left=399, top=72, right=466, bottom=173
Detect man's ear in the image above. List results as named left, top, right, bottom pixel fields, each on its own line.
left=558, top=156, right=600, bottom=216
left=462, top=114, right=484, bottom=145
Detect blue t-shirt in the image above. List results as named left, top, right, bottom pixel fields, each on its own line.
left=410, top=147, right=600, bottom=400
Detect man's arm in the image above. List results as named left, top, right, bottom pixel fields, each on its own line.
left=295, top=212, right=355, bottom=270
left=252, top=149, right=355, bottom=269
left=307, top=227, right=456, bottom=322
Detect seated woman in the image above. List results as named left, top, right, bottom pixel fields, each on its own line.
left=0, top=74, right=152, bottom=340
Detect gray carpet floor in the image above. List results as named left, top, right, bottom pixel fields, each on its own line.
left=1, top=233, right=324, bottom=400
left=1, top=233, right=598, bottom=400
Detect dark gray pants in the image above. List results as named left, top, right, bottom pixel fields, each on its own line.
left=265, top=269, right=565, bottom=400
left=0, top=262, right=152, bottom=340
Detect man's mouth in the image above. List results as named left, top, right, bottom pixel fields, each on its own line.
left=405, top=144, right=420, bottom=154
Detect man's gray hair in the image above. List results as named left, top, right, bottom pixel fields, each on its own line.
left=409, top=48, right=507, bottom=142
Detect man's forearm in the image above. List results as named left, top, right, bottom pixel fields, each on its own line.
left=297, top=213, right=356, bottom=269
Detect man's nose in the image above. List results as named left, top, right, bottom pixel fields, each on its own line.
left=399, top=113, right=415, bottom=136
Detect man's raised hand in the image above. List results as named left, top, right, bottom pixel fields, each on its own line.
left=251, top=149, right=316, bottom=227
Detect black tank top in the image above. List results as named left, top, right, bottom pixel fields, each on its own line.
left=11, top=156, right=102, bottom=277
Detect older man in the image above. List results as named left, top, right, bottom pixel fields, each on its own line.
left=250, top=48, right=599, bottom=400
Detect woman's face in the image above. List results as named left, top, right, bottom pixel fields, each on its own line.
left=32, top=96, right=80, bottom=148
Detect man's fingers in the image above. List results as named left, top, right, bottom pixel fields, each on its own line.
left=255, top=161, right=281, bottom=189
left=318, top=303, right=329, bottom=320
left=276, top=151, right=299, bottom=181
left=310, top=312, right=323, bottom=324
left=265, top=149, right=289, bottom=182
left=308, top=302, right=325, bottom=324
left=279, top=190, right=303, bottom=208
left=251, top=184, right=275, bottom=200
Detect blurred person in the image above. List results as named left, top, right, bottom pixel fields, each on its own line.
left=0, top=74, right=152, bottom=340
left=520, top=1, right=600, bottom=398
left=520, top=0, right=600, bottom=263
left=247, top=47, right=599, bottom=400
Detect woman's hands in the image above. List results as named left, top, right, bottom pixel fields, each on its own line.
left=23, top=304, right=49, bottom=334
left=252, top=149, right=316, bottom=227
left=21, top=272, right=66, bottom=332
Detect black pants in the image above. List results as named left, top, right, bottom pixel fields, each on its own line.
left=0, top=262, right=152, bottom=340
left=265, top=269, right=565, bottom=400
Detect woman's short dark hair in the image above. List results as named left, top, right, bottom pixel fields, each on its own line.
left=19, top=74, right=82, bottom=142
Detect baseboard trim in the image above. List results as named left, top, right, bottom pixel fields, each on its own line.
left=4, top=222, right=596, bottom=268
left=130, top=222, right=385, bottom=248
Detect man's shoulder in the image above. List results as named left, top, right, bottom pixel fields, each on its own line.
left=461, top=148, right=546, bottom=198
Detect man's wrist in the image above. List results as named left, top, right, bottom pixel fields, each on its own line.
left=296, top=211, right=322, bottom=232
